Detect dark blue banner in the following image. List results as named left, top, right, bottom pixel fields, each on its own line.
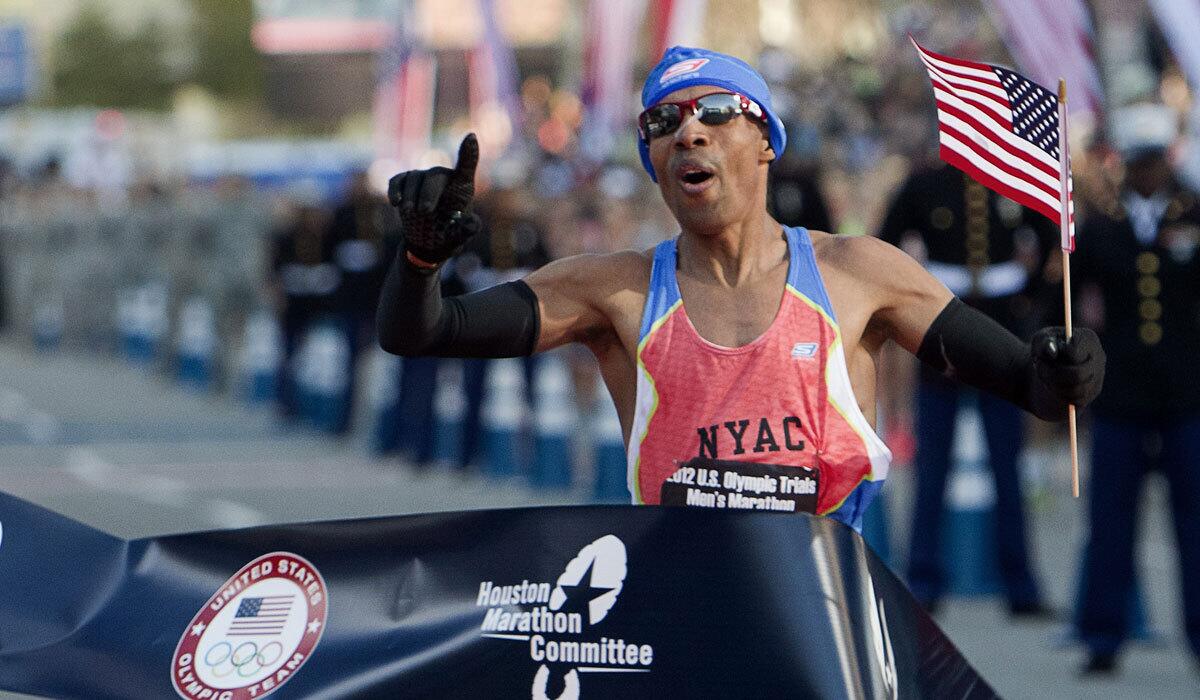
left=0, top=491, right=995, bottom=699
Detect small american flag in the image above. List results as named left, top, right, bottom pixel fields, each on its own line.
left=912, top=38, right=1075, bottom=251
left=227, top=595, right=294, bottom=637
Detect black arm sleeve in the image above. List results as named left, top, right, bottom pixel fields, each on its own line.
left=916, top=297, right=1066, bottom=421
left=376, top=254, right=540, bottom=358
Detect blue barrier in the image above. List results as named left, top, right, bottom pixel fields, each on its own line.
left=175, top=297, right=217, bottom=392
left=481, top=358, right=526, bottom=478
left=32, top=302, right=62, bottom=352
left=942, top=401, right=1001, bottom=596
left=432, top=359, right=466, bottom=466
left=531, top=353, right=573, bottom=489
left=239, top=312, right=282, bottom=404
left=591, top=384, right=628, bottom=503
left=295, top=323, right=351, bottom=433
left=117, top=284, right=168, bottom=366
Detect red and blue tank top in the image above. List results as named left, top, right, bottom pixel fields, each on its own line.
left=627, top=227, right=891, bottom=531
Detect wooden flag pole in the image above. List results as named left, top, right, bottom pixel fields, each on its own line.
left=1057, top=78, right=1080, bottom=498
left=1063, top=249, right=1079, bottom=498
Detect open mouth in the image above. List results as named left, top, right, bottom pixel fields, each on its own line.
left=675, top=164, right=715, bottom=193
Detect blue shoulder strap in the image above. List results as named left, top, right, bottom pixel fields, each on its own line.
left=638, top=238, right=683, bottom=343
left=784, top=226, right=837, bottom=322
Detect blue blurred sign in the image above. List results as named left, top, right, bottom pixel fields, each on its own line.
left=0, top=24, right=30, bottom=107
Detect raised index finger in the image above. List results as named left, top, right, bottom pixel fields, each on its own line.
left=452, top=133, right=479, bottom=183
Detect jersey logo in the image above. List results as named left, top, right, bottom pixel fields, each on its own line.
left=660, top=58, right=709, bottom=83
left=790, top=342, right=818, bottom=359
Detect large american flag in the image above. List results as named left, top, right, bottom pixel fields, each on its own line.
left=227, top=595, right=294, bottom=637
left=913, top=38, right=1075, bottom=251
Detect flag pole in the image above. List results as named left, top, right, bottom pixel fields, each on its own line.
left=1057, top=78, right=1080, bottom=498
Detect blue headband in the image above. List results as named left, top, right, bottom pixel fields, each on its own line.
left=638, top=46, right=787, bottom=182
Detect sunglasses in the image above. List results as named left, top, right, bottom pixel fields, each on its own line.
left=637, top=91, right=766, bottom=143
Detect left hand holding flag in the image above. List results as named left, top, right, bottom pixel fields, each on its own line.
left=1028, top=327, right=1105, bottom=421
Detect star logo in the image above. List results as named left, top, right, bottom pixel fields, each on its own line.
left=307, top=619, right=322, bottom=635
left=190, top=622, right=206, bottom=637
left=549, top=534, right=627, bottom=625
left=554, top=558, right=615, bottom=622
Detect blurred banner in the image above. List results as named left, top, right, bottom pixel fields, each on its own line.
left=649, top=0, right=708, bottom=63
left=0, top=492, right=996, bottom=699
left=0, top=23, right=31, bottom=107
left=982, top=0, right=1104, bottom=117
left=582, top=0, right=649, bottom=159
left=1148, top=0, right=1200, bottom=93
left=469, top=0, right=522, bottom=152
left=252, top=0, right=400, bottom=54
left=374, top=0, right=436, bottom=169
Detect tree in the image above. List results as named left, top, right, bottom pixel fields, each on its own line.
left=50, top=4, right=174, bottom=110
left=189, top=0, right=263, bottom=101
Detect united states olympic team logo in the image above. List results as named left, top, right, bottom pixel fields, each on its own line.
left=171, top=552, right=328, bottom=700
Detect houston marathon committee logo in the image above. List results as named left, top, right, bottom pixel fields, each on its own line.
left=477, top=535, right=653, bottom=699
left=171, top=552, right=328, bottom=700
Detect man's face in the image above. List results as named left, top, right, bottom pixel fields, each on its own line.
left=645, top=85, right=774, bottom=233
left=1125, top=151, right=1172, bottom=198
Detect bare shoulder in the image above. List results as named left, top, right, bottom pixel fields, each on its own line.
left=808, top=230, right=951, bottom=352
left=810, top=231, right=942, bottom=296
left=525, top=248, right=652, bottom=300
left=524, top=247, right=654, bottom=350
left=809, top=230, right=911, bottom=280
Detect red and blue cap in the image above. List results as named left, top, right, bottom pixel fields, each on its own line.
left=638, top=46, right=787, bottom=182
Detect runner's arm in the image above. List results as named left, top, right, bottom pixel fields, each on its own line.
left=523, top=252, right=639, bottom=352
left=375, top=258, right=540, bottom=358
left=855, top=236, right=1104, bottom=421
left=377, top=250, right=631, bottom=358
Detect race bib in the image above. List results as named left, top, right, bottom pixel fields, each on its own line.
left=660, top=458, right=819, bottom=514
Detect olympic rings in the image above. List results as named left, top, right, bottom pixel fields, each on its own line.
left=204, top=641, right=232, bottom=666
left=238, top=658, right=263, bottom=677
left=258, top=641, right=284, bottom=666
left=201, top=638, right=286, bottom=680
left=231, top=642, right=257, bottom=666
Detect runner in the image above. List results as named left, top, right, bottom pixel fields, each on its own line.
left=376, top=46, right=1104, bottom=530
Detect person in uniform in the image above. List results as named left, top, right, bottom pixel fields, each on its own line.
left=268, top=190, right=337, bottom=422
left=328, top=172, right=402, bottom=434
left=375, top=46, right=1102, bottom=534
left=879, top=161, right=1058, bottom=616
left=1074, top=103, right=1200, bottom=675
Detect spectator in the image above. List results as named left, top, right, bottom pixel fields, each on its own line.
left=1073, top=103, right=1200, bottom=676
left=269, top=189, right=337, bottom=422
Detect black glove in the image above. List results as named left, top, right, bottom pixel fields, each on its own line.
left=1029, top=327, right=1105, bottom=417
left=388, top=133, right=481, bottom=268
